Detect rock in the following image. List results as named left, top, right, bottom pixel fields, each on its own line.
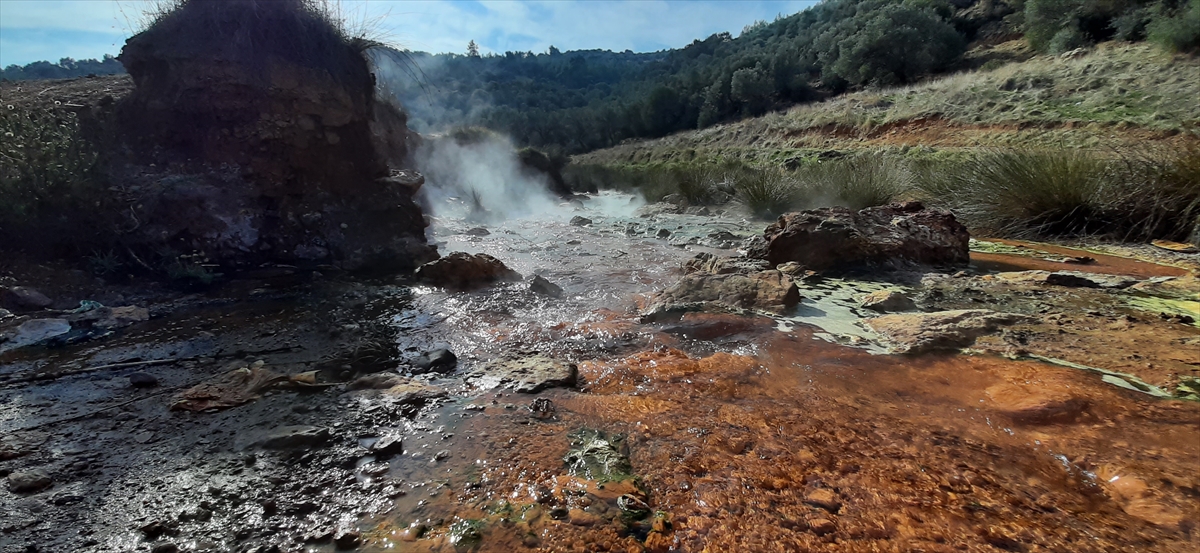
left=413, top=349, right=457, bottom=374
left=0, top=319, right=72, bottom=353
left=1, top=287, right=53, bottom=310
left=661, top=194, right=686, bottom=207
left=7, top=470, right=52, bottom=493
left=151, top=544, right=179, bottom=553
left=809, top=518, right=837, bottom=536
left=334, top=531, right=361, bottom=550
left=684, top=253, right=770, bottom=275
left=0, top=308, right=12, bottom=321
left=656, top=228, right=672, bottom=238
left=464, top=227, right=490, bottom=236
left=255, top=426, right=330, bottom=450
left=568, top=509, right=602, bottom=527
left=753, top=202, right=970, bottom=272
left=865, top=310, right=1035, bottom=354
left=129, top=372, right=159, bottom=388
left=415, top=252, right=521, bottom=289
left=644, top=268, right=801, bottom=321
left=529, top=275, right=564, bottom=298
left=469, top=357, right=578, bottom=393
left=859, top=290, right=916, bottom=312
left=569, top=216, right=593, bottom=227
left=371, top=435, right=404, bottom=457
left=804, top=489, right=842, bottom=513
left=1044, top=271, right=1138, bottom=289
left=94, top=306, right=151, bottom=330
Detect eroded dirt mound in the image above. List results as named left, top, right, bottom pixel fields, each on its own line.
left=106, top=0, right=434, bottom=271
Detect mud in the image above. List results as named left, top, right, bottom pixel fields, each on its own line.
left=2, top=193, right=1198, bottom=553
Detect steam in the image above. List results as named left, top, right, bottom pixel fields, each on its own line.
left=414, top=136, right=566, bottom=223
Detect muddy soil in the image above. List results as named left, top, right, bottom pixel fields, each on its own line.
left=1, top=193, right=1197, bottom=553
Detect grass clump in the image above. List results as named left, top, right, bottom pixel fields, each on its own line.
left=917, top=146, right=1200, bottom=241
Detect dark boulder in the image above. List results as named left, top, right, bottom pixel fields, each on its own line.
left=414, top=252, right=521, bottom=289
left=752, top=202, right=969, bottom=272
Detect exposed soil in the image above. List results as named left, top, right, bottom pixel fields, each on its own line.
left=2, top=194, right=1198, bottom=553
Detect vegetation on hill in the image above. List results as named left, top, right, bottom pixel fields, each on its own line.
left=1, top=56, right=125, bottom=81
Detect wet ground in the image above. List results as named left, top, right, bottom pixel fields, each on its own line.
left=1, top=193, right=1198, bottom=553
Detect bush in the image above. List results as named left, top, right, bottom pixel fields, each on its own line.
left=0, top=108, right=115, bottom=252
left=1147, top=0, right=1200, bottom=52
left=793, top=156, right=910, bottom=209
left=732, top=167, right=798, bottom=219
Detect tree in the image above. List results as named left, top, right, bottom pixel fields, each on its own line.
left=467, top=40, right=480, bottom=58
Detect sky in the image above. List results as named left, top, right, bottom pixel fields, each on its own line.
left=0, top=0, right=819, bottom=67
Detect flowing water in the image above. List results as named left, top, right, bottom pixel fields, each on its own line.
left=335, top=194, right=1200, bottom=552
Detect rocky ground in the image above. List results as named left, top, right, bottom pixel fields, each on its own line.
left=1, top=193, right=1198, bottom=553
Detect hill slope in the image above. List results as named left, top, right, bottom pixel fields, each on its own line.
left=575, top=42, right=1200, bottom=166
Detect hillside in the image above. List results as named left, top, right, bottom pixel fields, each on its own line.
left=575, top=42, right=1200, bottom=166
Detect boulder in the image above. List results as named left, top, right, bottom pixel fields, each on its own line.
left=865, top=309, right=1034, bottom=353
left=570, top=216, right=593, bottom=227
left=752, top=202, right=969, bottom=272
left=414, top=252, right=521, bottom=289
left=1, top=287, right=53, bottom=310
left=0, top=319, right=72, bottom=353
left=859, top=290, right=916, bottom=312
left=413, top=349, right=457, bottom=374
left=468, top=357, right=578, bottom=393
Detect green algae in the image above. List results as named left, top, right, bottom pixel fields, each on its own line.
left=564, top=429, right=633, bottom=482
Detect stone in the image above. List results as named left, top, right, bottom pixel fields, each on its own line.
left=0, top=319, right=72, bottom=353
left=464, top=227, right=490, bottom=236
left=94, top=306, right=151, bottom=330
left=656, top=228, right=672, bottom=238
left=753, top=202, right=970, bottom=272
left=804, top=489, right=842, bottom=513
left=334, top=531, right=361, bottom=550
left=413, top=349, right=457, bottom=374
left=865, top=310, right=1035, bottom=354
left=644, top=264, right=801, bottom=321
left=859, top=290, right=916, bottom=312
left=151, top=544, right=179, bottom=553
left=570, top=216, right=593, bottom=227
left=1044, top=271, right=1138, bottom=289
left=255, top=426, right=331, bottom=450
left=1, top=287, right=53, bottom=310
left=6, top=470, right=53, bottom=493
left=469, top=357, right=578, bottom=393
left=661, top=194, right=686, bottom=207
left=684, top=253, right=770, bottom=275
left=809, top=518, right=837, bottom=536
left=371, top=435, right=404, bottom=457
left=415, top=252, right=521, bottom=289
left=529, top=275, right=564, bottom=298
left=129, top=372, right=159, bottom=388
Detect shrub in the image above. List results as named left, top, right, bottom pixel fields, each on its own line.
left=732, top=167, right=798, bottom=219
left=1147, top=0, right=1200, bottom=53
left=793, top=156, right=910, bottom=210
left=0, top=108, right=115, bottom=252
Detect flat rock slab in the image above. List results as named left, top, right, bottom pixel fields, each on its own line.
left=468, top=357, right=578, bottom=393
left=859, top=289, right=916, bottom=312
left=347, top=375, right=446, bottom=406
left=7, top=469, right=53, bottom=493
left=865, top=309, right=1034, bottom=354
left=645, top=270, right=800, bottom=321
left=0, top=318, right=71, bottom=353
left=995, top=270, right=1139, bottom=289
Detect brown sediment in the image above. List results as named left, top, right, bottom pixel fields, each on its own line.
left=971, top=239, right=1190, bottom=278
left=366, top=320, right=1200, bottom=552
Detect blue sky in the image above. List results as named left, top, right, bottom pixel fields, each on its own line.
left=0, top=0, right=819, bottom=67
